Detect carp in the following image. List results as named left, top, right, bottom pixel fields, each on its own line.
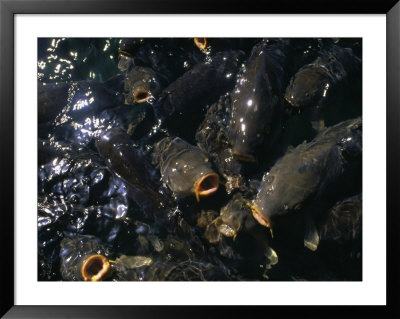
left=251, top=118, right=362, bottom=229
left=228, top=41, right=287, bottom=162
left=96, top=128, right=171, bottom=214
left=152, top=137, right=219, bottom=202
left=60, top=235, right=112, bottom=281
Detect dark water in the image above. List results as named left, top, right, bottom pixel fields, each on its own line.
left=38, top=38, right=121, bottom=83
left=38, top=38, right=362, bottom=281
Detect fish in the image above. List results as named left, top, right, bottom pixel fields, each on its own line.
left=251, top=117, right=362, bottom=230
left=203, top=194, right=255, bottom=248
left=319, top=193, right=362, bottom=243
left=154, top=50, right=245, bottom=122
left=217, top=193, right=274, bottom=248
left=117, top=38, right=141, bottom=71
left=59, top=235, right=112, bottom=281
left=195, top=95, right=245, bottom=193
left=118, top=38, right=145, bottom=57
left=152, top=136, right=219, bottom=202
left=118, top=38, right=205, bottom=84
left=284, top=44, right=361, bottom=130
left=123, top=66, right=163, bottom=104
left=312, top=193, right=362, bottom=278
left=96, top=128, right=172, bottom=215
left=215, top=194, right=253, bottom=239
left=228, top=40, right=287, bottom=162
left=203, top=193, right=278, bottom=276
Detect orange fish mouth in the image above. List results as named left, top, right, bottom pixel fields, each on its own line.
left=231, top=152, right=257, bottom=163
left=133, top=89, right=151, bottom=103
left=251, top=204, right=271, bottom=228
left=81, top=254, right=110, bottom=281
left=194, top=38, right=207, bottom=50
left=195, top=173, right=219, bottom=202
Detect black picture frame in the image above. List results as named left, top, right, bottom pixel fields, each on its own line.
left=1, top=0, right=399, bottom=318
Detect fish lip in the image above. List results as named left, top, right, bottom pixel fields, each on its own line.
left=251, top=204, right=271, bottom=228
left=194, top=37, right=207, bottom=51
left=284, top=95, right=299, bottom=108
left=81, top=254, right=110, bottom=281
left=231, top=152, right=257, bottom=163
left=133, top=89, right=152, bottom=103
left=118, top=50, right=133, bottom=58
left=195, top=173, right=219, bottom=202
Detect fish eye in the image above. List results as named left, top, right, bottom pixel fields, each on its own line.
left=294, top=203, right=303, bottom=210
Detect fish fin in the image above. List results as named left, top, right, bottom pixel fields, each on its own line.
left=304, top=216, right=320, bottom=251
left=265, top=246, right=279, bottom=269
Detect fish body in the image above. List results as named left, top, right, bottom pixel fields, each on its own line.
left=284, top=44, right=361, bottom=110
left=228, top=41, right=286, bottom=162
left=252, top=117, right=362, bottom=228
left=217, top=194, right=252, bottom=238
left=96, top=128, right=171, bottom=213
left=153, top=137, right=219, bottom=201
left=154, top=50, right=245, bottom=121
left=196, top=95, right=244, bottom=193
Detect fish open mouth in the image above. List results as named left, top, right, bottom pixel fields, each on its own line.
left=194, top=38, right=207, bottom=50
left=81, top=254, right=110, bottom=281
left=284, top=95, right=299, bottom=108
left=251, top=204, right=271, bottom=228
left=133, top=89, right=151, bottom=103
left=195, top=173, right=219, bottom=202
left=231, top=152, right=257, bottom=163
left=118, top=50, right=132, bottom=58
